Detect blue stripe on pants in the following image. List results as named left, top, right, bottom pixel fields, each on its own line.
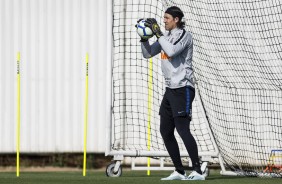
left=186, top=87, right=190, bottom=115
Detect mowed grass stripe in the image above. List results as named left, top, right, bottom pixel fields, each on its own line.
left=0, top=170, right=281, bottom=184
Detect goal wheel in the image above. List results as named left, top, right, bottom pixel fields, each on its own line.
left=106, top=162, right=122, bottom=177
left=204, top=167, right=210, bottom=177
left=201, top=161, right=210, bottom=177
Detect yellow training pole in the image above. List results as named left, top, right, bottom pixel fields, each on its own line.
left=83, top=53, right=89, bottom=176
left=16, top=52, right=21, bottom=177
left=147, top=58, right=153, bottom=176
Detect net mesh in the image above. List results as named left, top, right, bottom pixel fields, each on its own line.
left=112, top=0, right=216, bottom=157
left=112, top=0, right=282, bottom=177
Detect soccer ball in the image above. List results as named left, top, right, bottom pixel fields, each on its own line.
left=136, top=19, right=154, bottom=39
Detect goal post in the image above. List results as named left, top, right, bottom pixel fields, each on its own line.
left=107, top=0, right=282, bottom=178
left=106, top=0, right=220, bottom=170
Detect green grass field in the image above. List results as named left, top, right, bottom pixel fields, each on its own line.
left=0, top=170, right=281, bottom=184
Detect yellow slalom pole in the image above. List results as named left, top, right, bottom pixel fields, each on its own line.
left=16, top=52, right=21, bottom=177
left=83, top=53, right=89, bottom=176
left=147, top=58, right=153, bottom=176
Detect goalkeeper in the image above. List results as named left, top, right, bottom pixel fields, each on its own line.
left=137, top=6, right=205, bottom=181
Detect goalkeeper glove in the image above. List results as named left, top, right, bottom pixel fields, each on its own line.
left=144, top=18, right=163, bottom=39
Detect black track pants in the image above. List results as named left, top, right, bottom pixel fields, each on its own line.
left=159, top=86, right=200, bottom=170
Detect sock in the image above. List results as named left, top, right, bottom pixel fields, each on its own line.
left=176, top=169, right=185, bottom=175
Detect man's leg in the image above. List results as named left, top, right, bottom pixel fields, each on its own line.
left=174, top=116, right=202, bottom=174
left=160, top=115, right=185, bottom=173
left=159, top=90, right=185, bottom=175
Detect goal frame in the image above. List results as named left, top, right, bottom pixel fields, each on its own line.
left=105, top=0, right=236, bottom=176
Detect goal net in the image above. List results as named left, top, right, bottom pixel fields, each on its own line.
left=110, top=0, right=282, bottom=177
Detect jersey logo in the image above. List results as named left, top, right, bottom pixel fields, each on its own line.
left=161, top=51, right=171, bottom=60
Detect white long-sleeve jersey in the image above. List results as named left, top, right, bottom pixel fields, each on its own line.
left=141, top=27, right=194, bottom=89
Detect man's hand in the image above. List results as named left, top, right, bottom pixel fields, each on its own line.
left=144, top=18, right=163, bottom=39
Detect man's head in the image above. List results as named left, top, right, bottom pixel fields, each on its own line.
left=164, top=6, right=185, bottom=31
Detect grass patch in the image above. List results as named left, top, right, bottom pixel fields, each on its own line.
left=0, top=170, right=281, bottom=184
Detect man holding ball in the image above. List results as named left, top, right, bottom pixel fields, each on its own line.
left=136, top=6, right=206, bottom=181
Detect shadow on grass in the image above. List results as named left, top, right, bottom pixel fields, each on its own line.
left=207, top=176, right=244, bottom=180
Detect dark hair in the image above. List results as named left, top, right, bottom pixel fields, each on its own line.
left=165, top=6, right=185, bottom=29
